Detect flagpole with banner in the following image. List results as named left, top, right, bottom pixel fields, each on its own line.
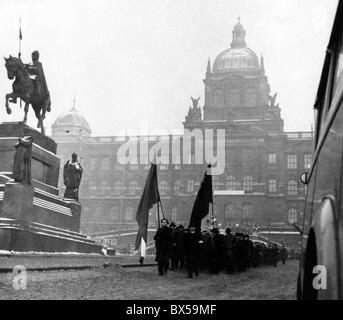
left=188, top=163, right=213, bottom=231
left=135, top=162, right=161, bottom=265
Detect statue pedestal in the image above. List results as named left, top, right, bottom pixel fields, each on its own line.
left=0, top=122, right=102, bottom=254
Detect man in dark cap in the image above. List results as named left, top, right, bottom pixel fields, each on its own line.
left=154, top=218, right=172, bottom=275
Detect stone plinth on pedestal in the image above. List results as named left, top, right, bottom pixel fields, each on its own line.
left=0, top=122, right=102, bottom=254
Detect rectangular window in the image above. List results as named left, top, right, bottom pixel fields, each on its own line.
left=287, top=155, right=297, bottom=169
left=304, top=154, right=312, bottom=170
left=268, top=179, right=277, bottom=192
left=268, top=153, right=276, bottom=164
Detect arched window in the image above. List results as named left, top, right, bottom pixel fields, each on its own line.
left=287, top=180, right=298, bottom=195
left=227, top=89, right=240, bottom=107
left=101, top=157, right=110, bottom=170
left=243, top=176, right=253, bottom=191
left=171, top=207, right=177, bottom=221
left=125, top=207, right=134, bottom=221
left=244, top=88, right=257, bottom=106
left=268, top=179, right=277, bottom=193
left=224, top=204, right=235, bottom=220
left=129, top=181, right=138, bottom=194
left=226, top=176, right=236, bottom=190
left=242, top=204, right=252, bottom=219
left=174, top=180, right=181, bottom=194
left=159, top=180, right=168, bottom=195
left=213, top=90, right=225, bottom=108
left=288, top=208, right=297, bottom=223
left=111, top=207, right=119, bottom=221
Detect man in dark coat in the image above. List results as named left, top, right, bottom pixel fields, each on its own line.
left=223, top=228, right=236, bottom=273
left=154, top=218, right=172, bottom=275
left=169, top=223, right=178, bottom=270
left=269, top=243, right=279, bottom=267
left=184, top=226, right=202, bottom=278
left=207, top=228, right=222, bottom=274
left=244, top=234, right=254, bottom=269
left=199, top=230, right=210, bottom=271
left=235, top=233, right=246, bottom=272
left=175, top=225, right=186, bottom=270
left=279, top=243, right=288, bottom=265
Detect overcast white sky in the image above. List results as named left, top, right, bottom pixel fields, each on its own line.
left=0, top=0, right=339, bottom=136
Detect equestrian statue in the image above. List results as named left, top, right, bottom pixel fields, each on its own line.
left=4, top=50, right=51, bottom=135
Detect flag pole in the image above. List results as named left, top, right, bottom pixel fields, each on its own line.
left=157, top=201, right=161, bottom=228
left=18, top=18, right=23, bottom=109
left=158, top=199, right=165, bottom=219
left=209, top=163, right=214, bottom=230
left=18, top=18, right=22, bottom=58
left=211, top=202, right=215, bottom=230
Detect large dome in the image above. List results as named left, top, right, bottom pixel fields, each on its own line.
left=212, top=19, right=260, bottom=73
left=51, top=104, right=92, bottom=138
left=213, top=47, right=259, bottom=73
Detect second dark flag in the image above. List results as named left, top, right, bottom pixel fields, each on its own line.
left=188, top=164, right=213, bottom=230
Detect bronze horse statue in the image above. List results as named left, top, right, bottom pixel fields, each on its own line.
left=4, top=55, right=50, bottom=135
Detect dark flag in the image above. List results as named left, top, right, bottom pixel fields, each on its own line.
left=135, top=163, right=160, bottom=259
left=19, top=27, right=22, bottom=40
left=188, top=164, right=213, bottom=230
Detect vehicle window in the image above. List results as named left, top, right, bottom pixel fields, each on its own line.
left=332, top=24, right=343, bottom=100
left=312, top=99, right=343, bottom=218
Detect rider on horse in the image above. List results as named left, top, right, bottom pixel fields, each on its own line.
left=25, top=50, right=51, bottom=112
left=4, top=50, right=51, bottom=135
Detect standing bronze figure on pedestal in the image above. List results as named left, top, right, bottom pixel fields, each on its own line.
left=63, top=153, right=83, bottom=202
left=12, top=135, right=33, bottom=184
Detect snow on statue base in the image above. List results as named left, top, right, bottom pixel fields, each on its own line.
left=0, top=122, right=103, bottom=254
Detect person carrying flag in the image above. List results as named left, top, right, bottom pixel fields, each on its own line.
left=134, top=162, right=162, bottom=265
left=153, top=218, right=172, bottom=275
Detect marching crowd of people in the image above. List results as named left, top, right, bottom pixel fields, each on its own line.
left=153, top=218, right=289, bottom=278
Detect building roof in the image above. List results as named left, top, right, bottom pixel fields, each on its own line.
left=51, top=103, right=92, bottom=135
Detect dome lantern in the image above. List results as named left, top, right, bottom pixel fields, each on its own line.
left=231, top=17, right=247, bottom=48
